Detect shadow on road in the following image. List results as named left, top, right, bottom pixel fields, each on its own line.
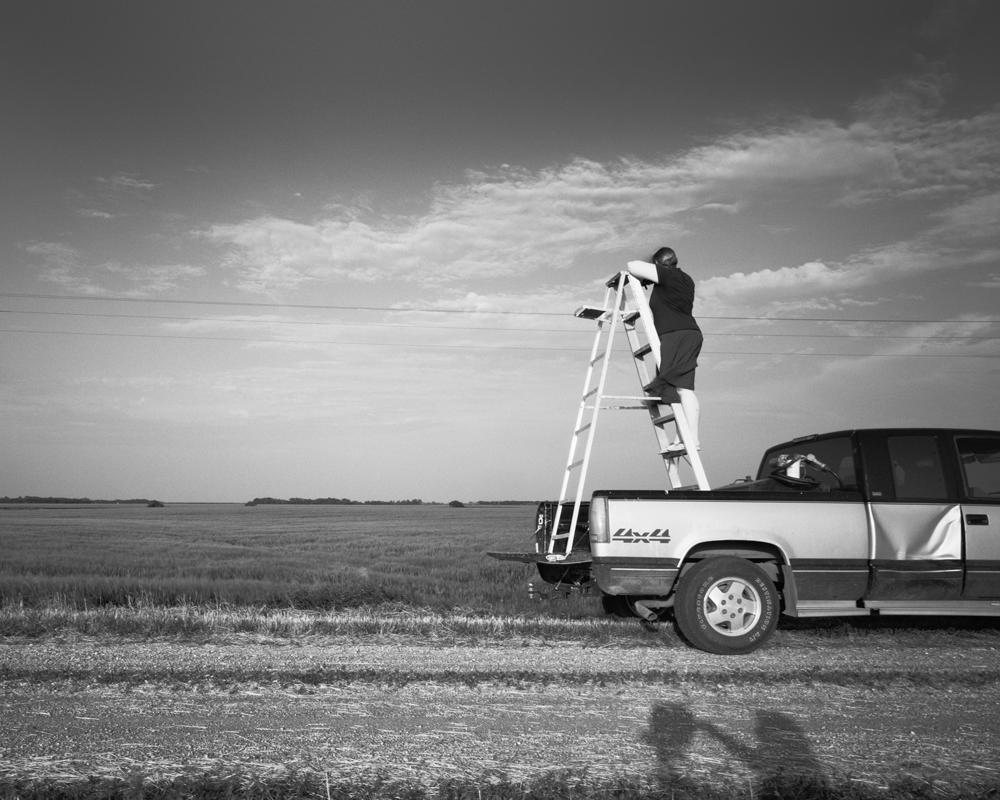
left=645, top=701, right=826, bottom=792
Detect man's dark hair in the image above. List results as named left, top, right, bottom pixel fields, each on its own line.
left=651, top=247, right=678, bottom=268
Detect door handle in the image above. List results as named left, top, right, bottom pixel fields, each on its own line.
left=966, top=514, right=989, bottom=526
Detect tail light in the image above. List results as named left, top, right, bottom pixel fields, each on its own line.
left=589, top=496, right=609, bottom=544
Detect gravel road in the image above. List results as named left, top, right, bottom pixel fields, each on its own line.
left=3, top=630, right=1000, bottom=793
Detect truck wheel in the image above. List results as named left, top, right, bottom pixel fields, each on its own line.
left=673, top=557, right=779, bottom=654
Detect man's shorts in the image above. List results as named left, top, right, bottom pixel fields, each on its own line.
left=647, top=329, right=703, bottom=404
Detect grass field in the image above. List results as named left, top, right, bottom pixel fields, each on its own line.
left=4, top=503, right=1000, bottom=800
left=0, top=502, right=572, bottom=617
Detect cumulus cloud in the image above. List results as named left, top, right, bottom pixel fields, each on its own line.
left=697, top=239, right=960, bottom=315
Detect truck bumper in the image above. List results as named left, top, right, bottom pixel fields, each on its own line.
left=594, top=559, right=680, bottom=596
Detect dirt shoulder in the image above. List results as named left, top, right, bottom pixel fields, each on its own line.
left=3, top=629, right=1000, bottom=793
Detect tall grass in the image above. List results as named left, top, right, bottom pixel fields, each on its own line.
left=0, top=503, right=591, bottom=617
left=0, top=768, right=985, bottom=800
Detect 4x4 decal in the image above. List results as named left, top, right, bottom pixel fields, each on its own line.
left=612, top=527, right=671, bottom=544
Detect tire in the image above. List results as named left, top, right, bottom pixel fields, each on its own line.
left=673, top=557, right=779, bottom=654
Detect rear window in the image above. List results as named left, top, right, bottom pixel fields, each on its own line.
left=957, top=436, right=1000, bottom=500
left=757, top=435, right=857, bottom=491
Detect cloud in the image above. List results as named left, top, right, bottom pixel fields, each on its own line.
left=75, top=208, right=116, bottom=220
left=930, top=191, right=1000, bottom=239
left=25, top=241, right=204, bottom=296
left=97, top=173, right=158, bottom=193
left=201, top=128, right=886, bottom=293
left=697, top=238, right=970, bottom=315
left=195, top=68, right=1000, bottom=312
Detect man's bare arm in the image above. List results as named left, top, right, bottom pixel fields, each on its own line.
left=626, top=260, right=658, bottom=283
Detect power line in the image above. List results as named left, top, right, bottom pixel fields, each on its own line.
left=0, top=292, right=559, bottom=317
left=3, top=326, right=998, bottom=358
left=2, top=308, right=998, bottom=341
left=3, top=291, right=998, bottom=325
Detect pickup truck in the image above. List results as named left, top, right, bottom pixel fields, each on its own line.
left=491, top=427, right=1000, bottom=654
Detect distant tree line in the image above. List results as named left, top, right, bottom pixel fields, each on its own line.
left=0, top=496, right=154, bottom=505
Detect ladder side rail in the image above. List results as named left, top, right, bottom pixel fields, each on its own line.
left=551, top=277, right=626, bottom=556
left=623, top=273, right=711, bottom=490
left=623, top=275, right=661, bottom=370
left=549, top=316, right=606, bottom=549
left=549, top=281, right=618, bottom=555
left=564, top=276, right=627, bottom=548
left=671, top=404, right=711, bottom=490
left=622, top=275, right=682, bottom=485
left=621, top=323, right=678, bottom=482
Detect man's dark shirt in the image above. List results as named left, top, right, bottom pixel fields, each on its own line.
left=650, top=263, right=700, bottom=334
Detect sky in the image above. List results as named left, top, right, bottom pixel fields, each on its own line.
left=2, top=0, right=999, bottom=503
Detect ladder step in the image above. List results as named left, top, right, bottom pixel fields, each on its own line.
left=652, top=410, right=676, bottom=425
left=575, top=423, right=592, bottom=435
left=590, top=352, right=606, bottom=366
left=633, top=343, right=652, bottom=358
left=575, top=306, right=609, bottom=320
left=623, top=311, right=641, bottom=325
left=660, top=445, right=699, bottom=459
left=568, top=458, right=585, bottom=470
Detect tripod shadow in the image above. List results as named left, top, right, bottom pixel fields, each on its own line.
left=645, top=701, right=825, bottom=792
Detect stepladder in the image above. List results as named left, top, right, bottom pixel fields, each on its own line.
left=545, top=270, right=710, bottom=561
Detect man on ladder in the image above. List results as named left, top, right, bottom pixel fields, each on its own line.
left=626, top=246, right=702, bottom=453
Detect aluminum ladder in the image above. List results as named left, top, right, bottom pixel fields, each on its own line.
left=545, top=270, right=710, bottom=561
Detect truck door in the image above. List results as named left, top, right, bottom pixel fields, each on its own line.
left=866, top=433, right=964, bottom=600
left=955, top=434, right=1000, bottom=598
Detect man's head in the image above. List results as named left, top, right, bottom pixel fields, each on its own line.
left=651, top=247, right=678, bottom=269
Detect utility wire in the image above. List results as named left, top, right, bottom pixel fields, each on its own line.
left=1, top=308, right=998, bottom=341
left=3, top=327, right=998, bottom=358
left=3, top=291, right=998, bottom=325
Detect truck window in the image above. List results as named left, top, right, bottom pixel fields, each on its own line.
left=758, top=435, right=857, bottom=490
left=957, top=436, right=1000, bottom=499
left=887, top=435, right=948, bottom=500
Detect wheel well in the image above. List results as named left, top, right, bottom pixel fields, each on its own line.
left=680, top=542, right=787, bottom=585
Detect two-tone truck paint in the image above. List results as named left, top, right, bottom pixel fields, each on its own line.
left=492, top=428, right=1000, bottom=654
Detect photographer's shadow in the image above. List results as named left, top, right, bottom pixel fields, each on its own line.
left=645, top=701, right=825, bottom=792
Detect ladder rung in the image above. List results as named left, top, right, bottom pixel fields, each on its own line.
left=652, top=411, right=676, bottom=425
left=575, top=306, right=609, bottom=320
left=633, top=343, right=652, bottom=358
left=660, top=446, right=692, bottom=459
left=567, top=458, right=585, bottom=470
left=603, top=394, right=656, bottom=401
left=590, top=352, right=606, bottom=366
left=582, top=388, right=598, bottom=400
left=575, top=423, right=592, bottom=435
left=623, top=311, right=640, bottom=325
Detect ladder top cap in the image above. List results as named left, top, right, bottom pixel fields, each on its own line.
left=575, top=306, right=608, bottom=320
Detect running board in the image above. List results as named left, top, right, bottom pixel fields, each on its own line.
left=794, top=601, right=869, bottom=617
left=864, top=600, right=1000, bottom=616
left=795, top=599, right=1000, bottom=617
